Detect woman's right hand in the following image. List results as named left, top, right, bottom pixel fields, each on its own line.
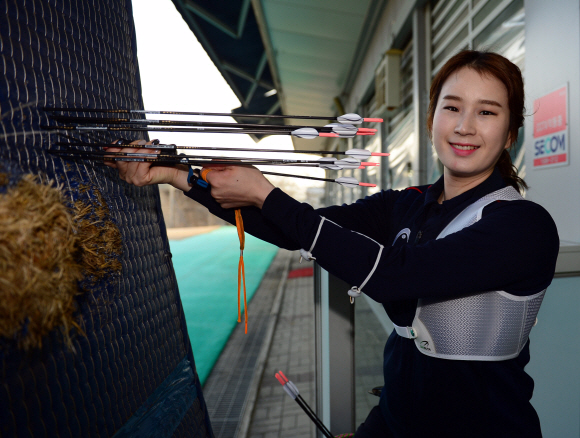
left=204, top=164, right=275, bottom=209
left=103, top=139, right=190, bottom=191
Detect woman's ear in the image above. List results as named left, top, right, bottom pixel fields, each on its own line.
left=503, top=132, right=514, bottom=150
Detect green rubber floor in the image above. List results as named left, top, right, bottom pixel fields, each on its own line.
left=169, top=226, right=278, bottom=386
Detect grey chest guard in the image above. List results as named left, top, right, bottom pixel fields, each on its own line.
left=394, top=186, right=546, bottom=361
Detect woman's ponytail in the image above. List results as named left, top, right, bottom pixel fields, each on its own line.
left=496, top=149, right=527, bottom=193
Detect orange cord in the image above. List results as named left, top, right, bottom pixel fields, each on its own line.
left=201, top=168, right=248, bottom=333
left=235, top=209, right=248, bottom=334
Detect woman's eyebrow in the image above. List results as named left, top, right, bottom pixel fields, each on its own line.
left=441, top=95, right=503, bottom=107
left=478, top=99, right=503, bottom=107
left=441, top=94, right=461, bottom=102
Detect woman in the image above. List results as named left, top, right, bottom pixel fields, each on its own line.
left=107, top=51, right=559, bottom=437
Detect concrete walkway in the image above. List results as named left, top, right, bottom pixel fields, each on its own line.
left=201, top=248, right=387, bottom=437
left=202, top=249, right=317, bottom=437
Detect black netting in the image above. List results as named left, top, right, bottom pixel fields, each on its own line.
left=0, top=0, right=212, bottom=436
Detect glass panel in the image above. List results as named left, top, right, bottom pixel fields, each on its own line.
left=386, top=110, right=415, bottom=190
left=472, top=0, right=503, bottom=29
left=433, top=0, right=466, bottom=38
left=473, top=0, right=524, bottom=62
left=433, top=6, right=469, bottom=51
left=431, top=0, right=445, bottom=23
left=433, top=24, right=469, bottom=69
left=355, top=296, right=391, bottom=426
left=431, top=0, right=448, bottom=26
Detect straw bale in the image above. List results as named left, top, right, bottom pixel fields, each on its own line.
left=0, top=174, right=83, bottom=349
left=73, top=185, right=123, bottom=286
left=0, top=175, right=123, bottom=349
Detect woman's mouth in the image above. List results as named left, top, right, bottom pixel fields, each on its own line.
left=450, top=143, right=479, bottom=155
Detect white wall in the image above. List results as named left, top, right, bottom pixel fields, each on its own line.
left=524, top=0, right=580, bottom=243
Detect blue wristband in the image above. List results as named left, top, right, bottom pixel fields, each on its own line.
left=187, top=167, right=209, bottom=189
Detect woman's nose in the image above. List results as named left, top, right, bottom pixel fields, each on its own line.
left=454, top=113, right=476, bottom=135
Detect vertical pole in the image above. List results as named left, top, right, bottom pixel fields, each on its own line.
left=413, top=5, right=430, bottom=186
left=169, top=186, right=176, bottom=228
left=381, top=118, right=390, bottom=189
left=314, top=264, right=331, bottom=437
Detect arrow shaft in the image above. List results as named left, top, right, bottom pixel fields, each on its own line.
left=52, top=149, right=351, bottom=165
left=261, top=171, right=334, bottom=183
left=56, top=142, right=388, bottom=158
left=44, top=106, right=350, bottom=121
left=50, top=150, right=360, bottom=169
left=43, top=125, right=333, bottom=136
left=49, top=115, right=351, bottom=133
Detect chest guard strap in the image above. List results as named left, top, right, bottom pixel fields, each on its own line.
left=394, top=186, right=546, bottom=361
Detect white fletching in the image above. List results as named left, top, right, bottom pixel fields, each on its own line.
left=345, top=148, right=372, bottom=159
left=325, top=123, right=357, bottom=137
left=336, top=157, right=362, bottom=169
left=292, top=127, right=319, bottom=139
left=337, top=113, right=363, bottom=124
left=335, top=177, right=360, bottom=188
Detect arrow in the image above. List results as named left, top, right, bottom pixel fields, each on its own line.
left=48, top=115, right=377, bottom=136
left=49, top=149, right=379, bottom=171
left=262, top=172, right=376, bottom=188
left=42, top=125, right=357, bottom=139
left=54, top=141, right=391, bottom=159
left=44, top=107, right=383, bottom=124
left=49, top=151, right=377, bottom=188
left=275, top=371, right=333, bottom=438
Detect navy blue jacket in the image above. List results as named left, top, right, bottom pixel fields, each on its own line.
left=185, top=168, right=559, bottom=437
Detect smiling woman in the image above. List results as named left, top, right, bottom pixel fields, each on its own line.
left=107, top=50, right=560, bottom=437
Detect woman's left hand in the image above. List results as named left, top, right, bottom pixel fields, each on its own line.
left=203, top=165, right=275, bottom=209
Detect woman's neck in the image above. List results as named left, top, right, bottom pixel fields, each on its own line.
left=439, top=168, right=494, bottom=204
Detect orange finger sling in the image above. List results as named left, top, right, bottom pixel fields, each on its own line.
left=200, top=168, right=248, bottom=333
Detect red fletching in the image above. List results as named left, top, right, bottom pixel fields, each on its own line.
left=278, top=370, right=289, bottom=383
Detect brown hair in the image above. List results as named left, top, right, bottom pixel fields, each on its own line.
left=426, top=50, right=527, bottom=192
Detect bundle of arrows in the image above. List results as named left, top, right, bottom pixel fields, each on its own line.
left=44, top=107, right=386, bottom=333
left=44, top=107, right=388, bottom=188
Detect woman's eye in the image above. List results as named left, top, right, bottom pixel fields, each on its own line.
left=480, top=110, right=496, bottom=116
left=444, top=106, right=458, bottom=112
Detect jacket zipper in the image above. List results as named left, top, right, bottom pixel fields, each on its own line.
left=414, top=231, right=423, bottom=244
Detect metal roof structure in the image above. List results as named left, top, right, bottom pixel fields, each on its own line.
left=170, top=0, right=387, bottom=150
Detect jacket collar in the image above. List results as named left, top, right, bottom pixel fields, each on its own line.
left=424, top=167, right=506, bottom=210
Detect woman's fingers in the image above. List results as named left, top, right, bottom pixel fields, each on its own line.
left=105, top=139, right=162, bottom=186
left=204, top=165, right=274, bottom=209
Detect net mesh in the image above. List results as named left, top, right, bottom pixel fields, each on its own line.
left=0, top=1, right=211, bottom=436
